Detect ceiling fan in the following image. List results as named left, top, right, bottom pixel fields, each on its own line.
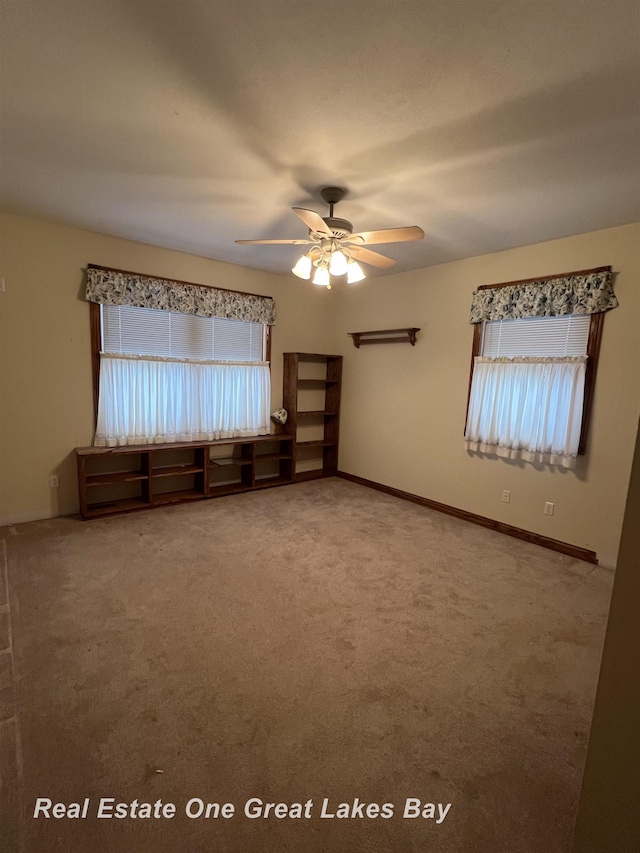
left=235, top=187, right=424, bottom=288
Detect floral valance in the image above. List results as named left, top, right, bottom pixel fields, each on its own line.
left=469, top=268, right=617, bottom=324
left=86, top=266, right=276, bottom=325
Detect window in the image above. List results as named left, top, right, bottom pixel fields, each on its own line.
left=464, top=266, right=616, bottom=468
left=86, top=265, right=277, bottom=448
left=465, top=314, right=595, bottom=467
left=93, top=304, right=271, bottom=447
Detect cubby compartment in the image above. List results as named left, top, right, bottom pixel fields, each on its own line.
left=82, top=481, right=150, bottom=517
left=209, top=445, right=253, bottom=496
left=254, top=437, right=294, bottom=486
left=150, top=446, right=206, bottom=504
left=77, top=448, right=150, bottom=517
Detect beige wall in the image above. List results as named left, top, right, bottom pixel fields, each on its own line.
left=571, top=415, right=640, bottom=852
left=332, top=223, right=640, bottom=566
left=1, top=213, right=638, bottom=565
left=0, top=212, right=334, bottom=523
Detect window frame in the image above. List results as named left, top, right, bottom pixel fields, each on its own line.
left=89, top=271, right=272, bottom=427
left=465, top=265, right=610, bottom=456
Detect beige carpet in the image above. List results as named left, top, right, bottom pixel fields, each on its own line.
left=1, top=478, right=613, bottom=853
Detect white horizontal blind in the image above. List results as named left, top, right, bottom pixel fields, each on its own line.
left=481, top=314, right=590, bottom=358
left=101, top=304, right=264, bottom=362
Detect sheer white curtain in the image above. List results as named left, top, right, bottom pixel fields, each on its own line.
left=464, top=356, right=587, bottom=468
left=95, top=355, right=271, bottom=446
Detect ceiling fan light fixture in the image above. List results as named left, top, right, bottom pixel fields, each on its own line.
left=312, top=265, right=330, bottom=287
left=292, top=254, right=312, bottom=279
left=329, top=249, right=348, bottom=276
left=235, top=186, right=423, bottom=286
left=346, top=260, right=366, bottom=284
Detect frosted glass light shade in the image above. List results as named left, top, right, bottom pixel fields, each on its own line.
left=312, top=266, right=330, bottom=286
left=292, top=255, right=312, bottom=279
left=329, top=250, right=348, bottom=276
left=346, top=261, right=366, bottom=283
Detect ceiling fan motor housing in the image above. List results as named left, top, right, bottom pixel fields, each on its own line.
left=322, top=217, right=353, bottom=239
left=235, top=183, right=423, bottom=273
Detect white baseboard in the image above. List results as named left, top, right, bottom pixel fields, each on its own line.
left=597, top=555, right=617, bottom=571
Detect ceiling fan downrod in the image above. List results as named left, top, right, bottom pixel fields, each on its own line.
left=320, top=186, right=345, bottom=218
left=319, top=187, right=353, bottom=238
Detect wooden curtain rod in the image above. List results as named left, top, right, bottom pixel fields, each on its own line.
left=87, top=263, right=273, bottom=301
left=476, top=265, right=612, bottom=292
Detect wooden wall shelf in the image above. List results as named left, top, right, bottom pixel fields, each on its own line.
left=348, top=328, right=420, bottom=348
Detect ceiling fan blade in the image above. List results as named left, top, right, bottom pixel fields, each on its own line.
left=234, top=238, right=312, bottom=245
left=347, top=226, right=425, bottom=245
left=292, top=207, right=333, bottom=237
left=348, top=245, right=396, bottom=269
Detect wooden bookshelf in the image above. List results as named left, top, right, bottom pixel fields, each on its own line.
left=283, top=352, right=342, bottom=482
left=76, top=435, right=294, bottom=519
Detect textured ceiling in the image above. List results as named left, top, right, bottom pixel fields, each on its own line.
left=1, top=0, right=639, bottom=278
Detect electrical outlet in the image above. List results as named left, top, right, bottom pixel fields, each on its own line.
left=501, top=489, right=511, bottom=503
left=544, top=501, right=554, bottom=516
left=49, top=475, right=59, bottom=488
